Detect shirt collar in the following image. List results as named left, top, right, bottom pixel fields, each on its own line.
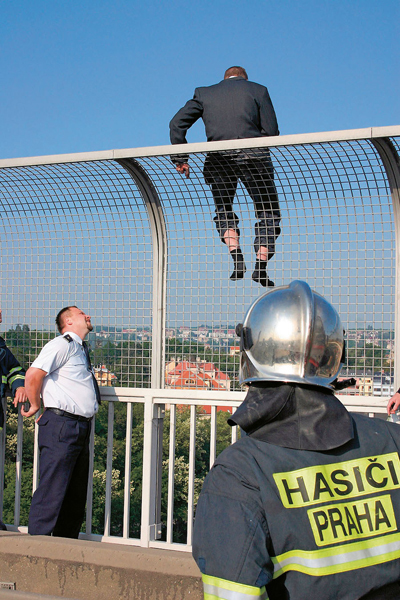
left=62, top=331, right=83, bottom=345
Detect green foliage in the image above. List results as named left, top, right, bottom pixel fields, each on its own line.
left=347, top=343, right=390, bottom=370
left=160, top=407, right=233, bottom=543
left=2, top=403, right=36, bottom=527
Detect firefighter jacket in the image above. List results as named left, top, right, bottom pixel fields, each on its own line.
left=0, top=336, right=25, bottom=428
left=192, top=383, right=400, bottom=600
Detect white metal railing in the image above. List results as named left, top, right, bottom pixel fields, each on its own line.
left=0, top=387, right=390, bottom=552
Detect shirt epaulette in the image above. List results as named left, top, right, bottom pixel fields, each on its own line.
left=63, top=334, right=73, bottom=343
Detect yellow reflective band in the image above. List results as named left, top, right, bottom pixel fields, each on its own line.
left=202, top=574, right=268, bottom=600
left=8, top=374, right=24, bottom=386
left=308, top=494, right=397, bottom=546
left=272, top=531, right=400, bottom=578
left=1, top=376, right=6, bottom=384
left=273, top=453, right=400, bottom=508
left=8, top=367, right=22, bottom=377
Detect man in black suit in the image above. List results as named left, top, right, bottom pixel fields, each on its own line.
left=170, top=66, right=280, bottom=287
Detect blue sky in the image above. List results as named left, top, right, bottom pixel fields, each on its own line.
left=1, top=0, right=398, bottom=159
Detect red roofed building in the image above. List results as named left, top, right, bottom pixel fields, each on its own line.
left=165, top=359, right=232, bottom=413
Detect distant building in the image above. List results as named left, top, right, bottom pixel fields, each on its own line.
left=357, top=377, right=373, bottom=396
left=97, top=330, right=111, bottom=339
left=94, top=365, right=118, bottom=387
left=165, top=359, right=230, bottom=391
left=165, top=359, right=232, bottom=413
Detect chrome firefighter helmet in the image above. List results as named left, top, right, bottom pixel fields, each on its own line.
left=237, top=280, right=344, bottom=389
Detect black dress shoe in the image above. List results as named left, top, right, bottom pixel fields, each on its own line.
left=230, top=265, right=247, bottom=280
left=252, top=270, right=274, bottom=287
left=230, top=249, right=246, bottom=281
left=252, top=259, right=274, bottom=287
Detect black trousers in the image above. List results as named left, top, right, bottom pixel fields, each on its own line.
left=28, top=409, right=91, bottom=538
left=203, top=150, right=281, bottom=254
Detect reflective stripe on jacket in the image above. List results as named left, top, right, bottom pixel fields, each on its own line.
left=202, top=574, right=268, bottom=600
left=193, top=414, right=400, bottom=600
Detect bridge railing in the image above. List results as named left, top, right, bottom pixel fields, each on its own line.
left=0, top=126, right=399, bottom=550
left=0, top=389, right=389, bottom=552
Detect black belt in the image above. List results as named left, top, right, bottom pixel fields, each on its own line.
left=46, top=407, right=92, bottom=422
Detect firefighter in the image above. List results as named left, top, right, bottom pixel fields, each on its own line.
left=0, top=308, right=28, bottom=530
left=192, top=281, right=400, bottom=600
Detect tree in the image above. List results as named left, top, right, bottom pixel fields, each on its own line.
left=2, top=404, right=36, bottom=527
left=347, top=343, right=389, bottom=371
left=160, top=407, right=233, bottom=543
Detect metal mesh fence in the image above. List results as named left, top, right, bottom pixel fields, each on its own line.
left=139, top=137, right=398, bottom=397
left=391, top=138, right=400, bottom=155
left=0, top=133, right=398, bottom=397
left=0, top=161, right=153, bottom=388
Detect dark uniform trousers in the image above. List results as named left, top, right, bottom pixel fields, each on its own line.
left=28, top=409, right=91, bottom=538
left=203, top=149, right=281, bottom=255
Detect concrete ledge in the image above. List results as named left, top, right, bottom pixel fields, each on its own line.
left=0, top=590, right=73, bottom=599
left=0, top=532, right=203, bottom=599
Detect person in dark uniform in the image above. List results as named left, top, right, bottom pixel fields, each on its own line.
left=193, top=281, right=400, bottom=600
left=170, top=66, right=280, bottom=287
left=24, top=306, right=100, bottom=538
left=0, top=308, right=28, bottom=530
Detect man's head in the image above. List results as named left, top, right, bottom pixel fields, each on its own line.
left=224, top=66, right=248, bottom=80
left=56, top=306, right=93, bottom=339
left=236, top=280, right=344, bottom=389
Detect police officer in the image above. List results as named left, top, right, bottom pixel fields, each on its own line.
left=193, top=281, right=400, bottom=600
left=0, top=308, right=28, bottom=530
left=24, top=306, right=100, bottom=538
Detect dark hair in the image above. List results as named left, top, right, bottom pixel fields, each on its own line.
left=224, top=66, right=248, bottom=80
left=55, top=306, right=77, bottom=333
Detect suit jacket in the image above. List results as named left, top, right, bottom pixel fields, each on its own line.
left=169, top=76, right=279, bottom=148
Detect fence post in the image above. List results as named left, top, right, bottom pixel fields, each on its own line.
left=140, top=393, right=164, bottom=545
left=371, top=138, right=400, bottom=391
left=117, top=158, right=167, bottom=540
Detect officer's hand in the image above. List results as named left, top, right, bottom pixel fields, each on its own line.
left=13, top=387, right=28, bottom=407
left=176, top=163, right=190, bottom=178
left=20, top=401, right=41, bottom=419
left=387, top=392, right=400, bottom=415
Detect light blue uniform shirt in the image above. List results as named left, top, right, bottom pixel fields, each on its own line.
left=31, top=331, right=98, bottom=418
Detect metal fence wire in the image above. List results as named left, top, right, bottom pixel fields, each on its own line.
left=0, top=160, right=153, bottom=388
left=138, top=135, right=398, bottom=396
left=0, top=128, right=399, bottom=395
left=0, top=127, right=400, bottom=547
